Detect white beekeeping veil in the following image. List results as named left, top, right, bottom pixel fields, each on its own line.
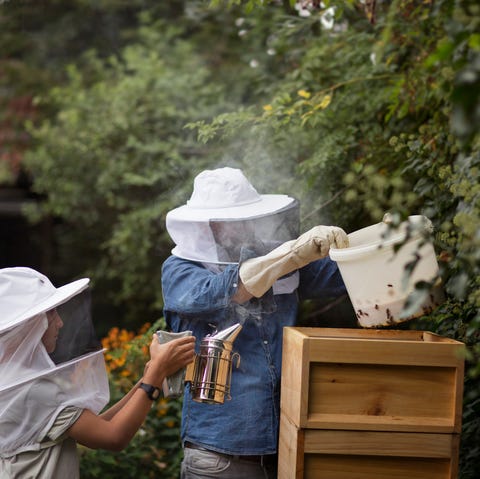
left=0, top=267, right=109, bottom=457
left=166, top=167, right=300, bottom=264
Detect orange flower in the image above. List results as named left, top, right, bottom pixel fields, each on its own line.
left=138, top=322, right=152, bottom=335
left=156, top=398, right=169, bottom=417
left=102, top=323, right=157, bottom=382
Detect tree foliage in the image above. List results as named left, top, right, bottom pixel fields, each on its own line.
left=23, top=13, right=241, bottom=324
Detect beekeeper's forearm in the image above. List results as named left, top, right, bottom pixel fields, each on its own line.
left=99, top=378, right=143, bottom=421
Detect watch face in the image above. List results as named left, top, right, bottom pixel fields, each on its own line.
left=151, top=387, right=161, bottom=400
left=141, top=383, right=161, bottom=400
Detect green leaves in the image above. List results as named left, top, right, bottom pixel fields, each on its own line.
left=23, top=17, right=230, bottom=321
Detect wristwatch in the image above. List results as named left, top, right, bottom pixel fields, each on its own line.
left=139, top=382, right=161, bottom=400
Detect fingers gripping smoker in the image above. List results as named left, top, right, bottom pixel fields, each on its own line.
left=185, top=323, right=242, bottom=405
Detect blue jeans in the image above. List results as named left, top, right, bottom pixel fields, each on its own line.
left=181, top=446, right=277, bottom=479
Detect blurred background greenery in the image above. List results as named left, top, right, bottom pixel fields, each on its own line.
left=0, top=0, right=478, bottom=477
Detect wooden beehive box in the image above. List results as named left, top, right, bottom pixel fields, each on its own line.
left=278, top=327, right=465, bottom=479
left=279, top=413, right=460, bottom=479
left=281, top=327, right=465, bottom=432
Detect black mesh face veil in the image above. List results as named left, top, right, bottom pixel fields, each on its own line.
left=209, top=199, right=300, bottom=263
left=48, top=289, right=103, bottom=365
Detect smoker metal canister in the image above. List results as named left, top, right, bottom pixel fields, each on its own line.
left=185, top=323, right=242, bottom=405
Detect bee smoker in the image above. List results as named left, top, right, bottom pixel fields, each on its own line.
left=185, top=323, right=242, bottom=405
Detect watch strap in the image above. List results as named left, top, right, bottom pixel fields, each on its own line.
left=139, top=382, right=161, bottom=400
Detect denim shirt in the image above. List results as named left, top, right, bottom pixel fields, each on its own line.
left=161, top=255, right=346, bottom=456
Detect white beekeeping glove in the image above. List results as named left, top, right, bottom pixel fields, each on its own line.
left=239, top=225, right=349, bottom=298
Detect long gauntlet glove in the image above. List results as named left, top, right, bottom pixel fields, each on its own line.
left=239, top=225, right=349, bottom=298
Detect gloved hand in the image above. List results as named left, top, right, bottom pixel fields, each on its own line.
left=239, top=225, right=349, bottom=298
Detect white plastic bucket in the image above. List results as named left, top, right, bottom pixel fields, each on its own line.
left=329, top=215, right=444, bottom=327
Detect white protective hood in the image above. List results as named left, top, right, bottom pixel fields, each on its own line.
left=0, top=267, right=109, bottom=457
left=166, top=167, right=300, bottom=264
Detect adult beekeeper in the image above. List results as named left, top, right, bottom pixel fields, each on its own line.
left=0, top=267, right=195, bottom=479
left=161, top=167, right=350, bottom=479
